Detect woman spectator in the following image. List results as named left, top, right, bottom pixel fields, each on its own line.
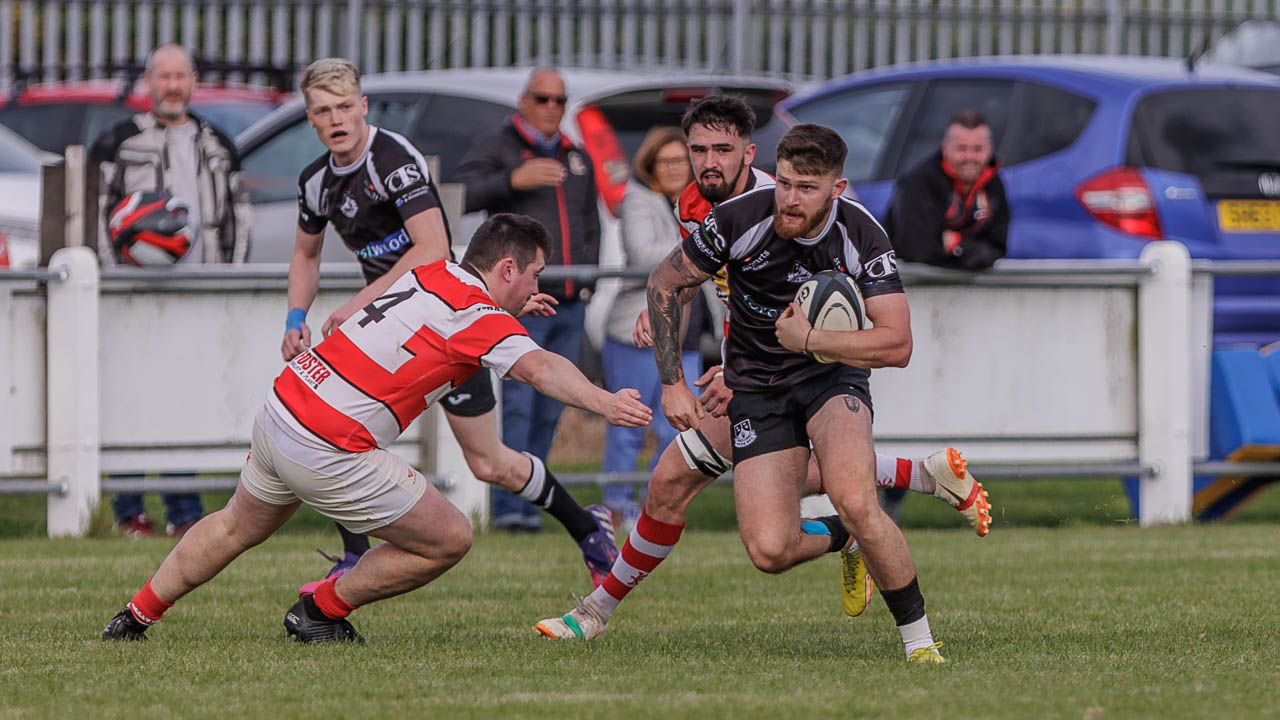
left=601, top=127, right=704, bottom=528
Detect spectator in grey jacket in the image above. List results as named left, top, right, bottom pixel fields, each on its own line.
left=457, top=67, right=600, bottom=532
left=600, top=127, right=705, bottom=527
left=88, top=43, right=251, bottom=537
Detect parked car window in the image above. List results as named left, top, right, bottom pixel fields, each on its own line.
left=1125, top=88, right=1280, bottom=198
left=0, top=104, right=90, bottom=153
left=240, top=95, right=426, bottom=204
left=190, top=100, right=278, bottom=137
left=894, top=79, right=1015, bottom=176
left=413, top=93, right=512, bottom=181
left=240, top=112, right=324, bottom=204
left=1003, top=82, right=1096, bottom=165
left=785, top=83, right=913, bottom=183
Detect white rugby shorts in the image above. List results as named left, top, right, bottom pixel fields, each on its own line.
left=240, top=405, right=428, bottom=534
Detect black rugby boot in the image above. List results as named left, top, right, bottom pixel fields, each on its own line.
left=283, top=596, right=363, bottom=644
left=102, top=607, right=149, bottom=641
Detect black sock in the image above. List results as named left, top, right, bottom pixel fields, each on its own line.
left=880, top=576, right=926, bottom=627
left=812, top=515, right=851, bottom=553
left=336, top=523, right=370, bottom=555
left=516, top=454, right=597, bottom=542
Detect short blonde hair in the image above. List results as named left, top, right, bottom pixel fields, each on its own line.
left=299, top=58, right=361, bottom=103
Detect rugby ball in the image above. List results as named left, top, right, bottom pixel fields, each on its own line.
left=794, top=270, right=866, bottom=363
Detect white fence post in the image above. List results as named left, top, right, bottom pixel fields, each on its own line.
left=1137, top=241, right=1193, bottom=526
left=46, top=247, right=100, bottom=538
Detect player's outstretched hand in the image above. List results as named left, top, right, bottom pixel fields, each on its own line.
left=517, top=292, right=558, bottom=318
left=603, top=388, right=653, bottom=428
left=774, top=302, right=812, bottom=353
left=632, top=309, right=653, bottom=347
left=662, top=381, right=704, bottom=431
left=694, top=365, right=732, bottom=417
left=281, top=323, right=311, bottom=361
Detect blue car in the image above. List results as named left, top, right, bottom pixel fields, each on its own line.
left=764, top=56, right=1280, bottom=347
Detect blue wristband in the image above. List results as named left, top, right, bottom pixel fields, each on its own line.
left=285, top=307, right=307, bottom=333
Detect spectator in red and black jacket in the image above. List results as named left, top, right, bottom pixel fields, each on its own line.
left=456, top=67, right=601, bottom=532
left=886, top=109, right=1009, bottom=272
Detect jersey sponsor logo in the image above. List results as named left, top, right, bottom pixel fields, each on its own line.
left=733, top=419, right=757, bottom=448
left=740, top=292, right=781, bottom=319
left=568, top=152, right=587, bottom=176
left=291, top=350, right=331, bottom=389
left=386, top=163, right=423, bottom=193
left=690, top=228, right=716, bottom=261
left=364, top=181, right=388, bottom=202
left=340, top=194, right=358, bottom=218
left=395, top=184, right=433, bottom=208
left=356, top=228, right=412, bottom=260
left=786, top=262, right=813, bottom=283
left=865, top=250, right=898, bottom=279
left=742, top=250, right=770, bottom=272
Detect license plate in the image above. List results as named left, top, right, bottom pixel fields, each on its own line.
left=1218, top=200, right=1280, bottom=232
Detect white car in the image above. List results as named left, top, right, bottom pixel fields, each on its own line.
left=0, top=123, right=53, bottom=269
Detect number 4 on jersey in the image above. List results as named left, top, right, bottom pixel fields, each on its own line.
left=358, top=288, right=418, bottom=327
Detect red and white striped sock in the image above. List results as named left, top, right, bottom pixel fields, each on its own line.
left=128, top=578, right=173, bottom=626
left=874, top=453, right=927, bottom=493
left=588, top=511, right=683, bottom=616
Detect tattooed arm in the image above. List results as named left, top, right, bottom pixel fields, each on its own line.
left=647, top=245, right=714, bottom=430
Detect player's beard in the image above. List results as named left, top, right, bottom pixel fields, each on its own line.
left=696, top=160, right=746, bottom=204
left=773, top=198, right=833, bottom=240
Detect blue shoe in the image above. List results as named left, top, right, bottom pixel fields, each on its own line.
left=298, top=549, right=361, bottom=597
left=579, top=505, right=619, bottom=589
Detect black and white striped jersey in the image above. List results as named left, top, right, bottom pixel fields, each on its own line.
left=681, top=186, right=904, bottom=392
left=297, top=126, right=450, bottom=284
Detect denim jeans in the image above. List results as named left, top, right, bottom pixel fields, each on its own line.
left=492, top=300, right=587, bottom=528
left=111, top=472, right=204, bottom=526
left=600, top=338, right=702, bottom=510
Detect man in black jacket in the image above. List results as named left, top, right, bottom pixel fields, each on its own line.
left=886, top=109, right=1009, bottom=271
left=457, top=68, right=601, bottom=531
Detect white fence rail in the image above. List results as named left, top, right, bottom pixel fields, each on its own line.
left=1, top=0, right=1277, bottom=89
left=1, top=243, right=1211, bottom=536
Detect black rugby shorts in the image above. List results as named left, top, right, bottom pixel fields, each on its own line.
left=726, top=365, right=873, bottom=464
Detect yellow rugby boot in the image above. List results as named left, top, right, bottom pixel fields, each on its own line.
left=840, top=546, right=875, bottom=617
left=907, top=641, right=946, bottom=664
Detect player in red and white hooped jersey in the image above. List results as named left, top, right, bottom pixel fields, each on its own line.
left=102, top=214, right=652, bottom=644
left=537, top=97, right=988, bottom=643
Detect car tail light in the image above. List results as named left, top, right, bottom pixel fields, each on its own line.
left=574, top=105, right=627, bottom=218
left=1074, top=167, right=1162, bottom=239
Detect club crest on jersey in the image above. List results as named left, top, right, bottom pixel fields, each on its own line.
left=787, top=262, right=813, bottom=283
left=733, top=419, right=757, bottom=448
left=568, top=152, right=587, bottom=176
left=386, top=163, right=423, bottom=193
left=363, top=181, right=387, bottom=202
left=340, top=194, right=358, bottom=218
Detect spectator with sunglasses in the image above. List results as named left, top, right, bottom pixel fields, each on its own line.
left=458, top=67, right=601, bottom=532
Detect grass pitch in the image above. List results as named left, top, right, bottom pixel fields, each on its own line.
left=3, top=523, right=1278, bottom=719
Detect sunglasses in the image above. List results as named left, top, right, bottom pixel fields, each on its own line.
left=529, top=93, right=568, bottom=107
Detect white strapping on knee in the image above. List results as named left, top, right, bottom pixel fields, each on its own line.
left=675, top=428, right=732, bottom=478
left=517, top=451, right=548, bottom=504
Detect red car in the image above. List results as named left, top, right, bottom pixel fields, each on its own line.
left=0, top=80, right=289, bottom=155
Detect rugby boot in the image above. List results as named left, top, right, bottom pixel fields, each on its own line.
left=579, top=505, right=620, bottom=589
left=535, top=595, right=609, bottom=640
left=923, top=448, right=991, bottom=537
left=840, top=546, right=875, bottom=617
left=907, top=641, right=947, bottom=664
left=102, top=607, right=149, bottom=641
left=283, top=597, right=363, bottom=644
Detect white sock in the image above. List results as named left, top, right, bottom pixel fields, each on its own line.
left=515, top=452, right=547, bottom=503
left=898, top=614, right=936, bottom=657
left=874, top=454, right=931, bottom=494
left=588, top=586, right=619, bottom=616
left=911, top=461, right=932, bottom=495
